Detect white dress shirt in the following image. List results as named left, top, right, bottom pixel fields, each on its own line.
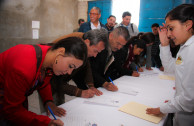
left=90, top=21, right=101, bottom=30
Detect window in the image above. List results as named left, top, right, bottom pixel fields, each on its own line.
left=112, top=0, right=140, bottom=27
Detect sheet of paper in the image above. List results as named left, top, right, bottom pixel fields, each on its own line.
left=140, top=70, right=159, bottom=77
left=119, top=102, right=163, bottom=124
left=84, top=95, right=120, bottom=107
left=159, top=75, right=175, bottom=80
left=32, top=21, right=40, bottom=29
left=118, top=86, right=138, bottom=96
left=32, top=29, right=39, bottom=39
left=54, top=116, right=99, bottom=126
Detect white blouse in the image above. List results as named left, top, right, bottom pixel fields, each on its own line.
left=160, top=35, right=194, bottom=114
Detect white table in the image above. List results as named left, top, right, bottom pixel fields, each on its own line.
left=52, top=68, right=175, bottom=126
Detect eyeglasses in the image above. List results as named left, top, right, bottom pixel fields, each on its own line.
left=89, top=13, right=99, bottom=16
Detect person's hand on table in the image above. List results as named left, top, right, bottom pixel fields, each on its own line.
left=89, top=87, right=103, bottom=96
left=132, top=71, right=140, bottom=77
left=45, top=101, right=66, bottom=117
left=48, top=119, right=64, bottom=126
left=146, top=107, right=163, bottom=116
left=159, top=66, right=164, bottom=71
left=81, top=89, right=95, bottom=98
left=103, top=82, right=118, bottom=91
left=138, top=67, right=144, bottom=72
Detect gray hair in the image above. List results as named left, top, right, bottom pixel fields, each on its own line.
left=83, top=28, right=108, bottom=48
left=111, top=26, right=130, bottom=41
left=90, top=7, right=101, bottom=14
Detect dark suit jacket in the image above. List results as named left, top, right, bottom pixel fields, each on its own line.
left=90, top=46, right=133, bottom=88
left=78, top=21, right=106, bottom=33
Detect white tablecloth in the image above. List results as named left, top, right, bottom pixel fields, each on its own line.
left=51, top=68, right=175, bottom=126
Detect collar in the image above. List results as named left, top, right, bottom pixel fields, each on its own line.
left=120, top=22, right=130, bottom=27
left=182, top=35, right=194, bottom=47
left=90, top=21, right=101, bottom=30
left=107, top=45, right=112, bottom=57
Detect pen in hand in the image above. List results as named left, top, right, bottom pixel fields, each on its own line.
left=48, top=106, right=57, bottom=120
left=136, top=66, right=139, bottom=72
left=109, top=77, right=115, bottom=85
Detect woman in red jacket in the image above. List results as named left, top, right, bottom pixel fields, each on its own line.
left=0, top=37, right=87, bottom=126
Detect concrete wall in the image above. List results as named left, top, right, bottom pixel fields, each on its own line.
left=78, top=1, right=88, bottom=22
left=0, top=0, right=81, bottom=53
left=0, top=0, right=88, bottom=114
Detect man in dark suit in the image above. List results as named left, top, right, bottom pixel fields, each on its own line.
left=78, top=7, right=105, bottom=33
left=90, top=26, right=132, bottom=91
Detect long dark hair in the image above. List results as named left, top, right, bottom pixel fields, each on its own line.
left=51, top=37, right=88, bottom=64
left=127, top=36, right=146, bottom=50
left=166, top=4, right=194, bottom=31
left=140, top=32, right=155, bottom=44
left=124, top=36, right=146, bottom=65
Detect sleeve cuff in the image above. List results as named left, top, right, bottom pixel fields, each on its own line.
left=87, top=83, right=94, bottom=88
left=43, top=100, right=53, bottom=107
left=75, top=88, right=82, bottom=97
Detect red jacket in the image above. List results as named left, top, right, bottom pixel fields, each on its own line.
left=123, top=44, right=135, bottom=70
left=0, top=44, right=53, bottom=126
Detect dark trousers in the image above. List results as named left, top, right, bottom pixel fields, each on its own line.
left=163, top=113, right=174, bottom=126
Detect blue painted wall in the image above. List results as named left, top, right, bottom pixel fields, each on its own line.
left=139, top=0, right=194, bottom=32
left=88, top=0, right=194, bottom=32
left=88, top=0, right=112, bottom=25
